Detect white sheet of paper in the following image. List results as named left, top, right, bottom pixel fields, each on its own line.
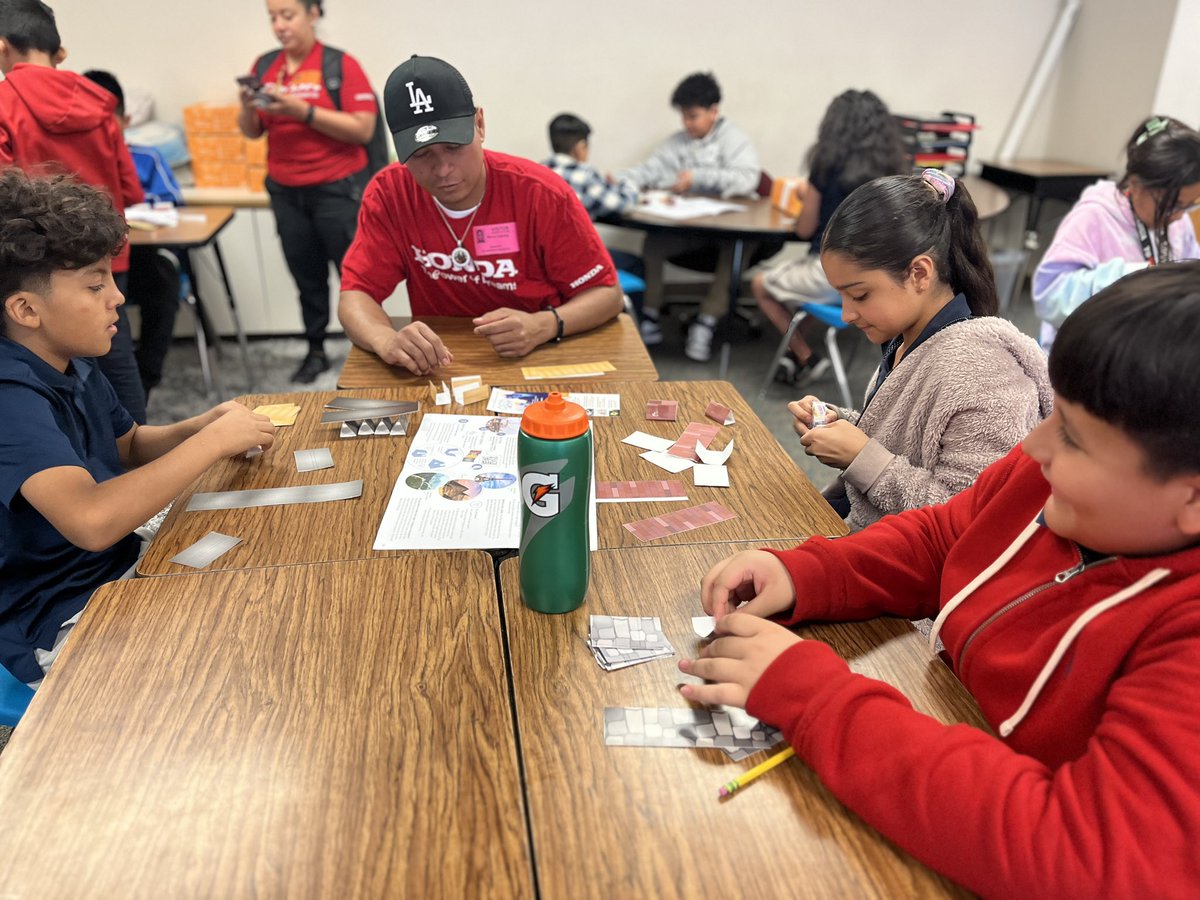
left=692, top=616, right=716, bottom=638
left=693, top=464, right=729, bottom=487
left=435, top=381, right=451, bottom=406
left=623, top=431, right=675, bottom=453
left=640, top=450, right=694, bottom=473
left=695, top=438, right=735, bottom=467
left=638, top=195, right=744, bottom=220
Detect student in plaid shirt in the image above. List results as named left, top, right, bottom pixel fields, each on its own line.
left=543, top=113, right=644, bottom=320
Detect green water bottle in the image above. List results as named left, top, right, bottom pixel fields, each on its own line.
left=518, top=392, right=592, bottom=613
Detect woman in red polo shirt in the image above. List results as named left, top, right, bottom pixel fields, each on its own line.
left=238, top=0, right=378, bottom=383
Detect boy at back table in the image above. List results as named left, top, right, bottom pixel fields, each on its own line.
left=0, top=0, right=148, bottom=423
left=0, top=170, right=276, bottom=687
left=682, top=262, right=1200, bottom=895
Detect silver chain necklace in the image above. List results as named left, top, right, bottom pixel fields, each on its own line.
left=433, top=178, right=486, bottom=267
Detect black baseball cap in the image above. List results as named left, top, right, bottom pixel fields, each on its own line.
left=384, top=55, right=476, bottom=163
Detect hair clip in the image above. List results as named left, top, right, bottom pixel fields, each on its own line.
left=1135, top=116, right=1170, bottom=146
left=921, top=168, right=955, bottom=203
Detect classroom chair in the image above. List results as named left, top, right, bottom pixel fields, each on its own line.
left=154, top=248, right=225, bottom=396
left=0, top=664, right=34, bottom=727
left=757, top=300, right=855, bottom=409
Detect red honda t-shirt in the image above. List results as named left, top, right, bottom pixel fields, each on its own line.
left=342, top=150, right=617, bottom=316
left=251, top=42, right=377, bottom=187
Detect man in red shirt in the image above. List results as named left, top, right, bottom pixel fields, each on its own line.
left=0, top=0, right=146, bottom=422
left=338, top=55, right=623, bottom=376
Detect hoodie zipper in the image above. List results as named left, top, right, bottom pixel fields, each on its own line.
left=956, top=549, right=1116, bottom=674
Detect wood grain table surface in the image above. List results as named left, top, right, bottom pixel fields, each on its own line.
left=337, top=312, right=657, bottom=388
left=0, top=555, right=532, bottom=899
left=138, top=381, right=844, bottom=575
left=126, top=205, right=235, bottom=249
left=499, top=542, right=985, bottom=899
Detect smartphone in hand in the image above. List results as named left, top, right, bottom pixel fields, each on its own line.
left=235, top=74, right=272, bottom=108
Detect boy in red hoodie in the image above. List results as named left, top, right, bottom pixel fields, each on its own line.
left=0, top=0, right=146, bottom=423
left=682, top=262, right=1200, bottom=897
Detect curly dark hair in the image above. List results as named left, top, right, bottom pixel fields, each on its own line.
left=807, top=89, right=908, bottom=193
left=1119, top=116, right=1200, bottom=261
left=671, top=72, right=720, bottom=109
left=0, top=168, right=126, bottom=335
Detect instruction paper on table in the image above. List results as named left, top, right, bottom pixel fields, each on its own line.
left=374, top=413, right=523, bottom=550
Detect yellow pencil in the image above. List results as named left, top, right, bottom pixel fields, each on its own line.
left=718, top=746, right=795, bottom=799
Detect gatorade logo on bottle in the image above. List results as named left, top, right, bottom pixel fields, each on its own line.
left=522, top=472, right=561, bottom=517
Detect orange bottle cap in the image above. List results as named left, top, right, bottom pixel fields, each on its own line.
left=521, top=392, right=589, bottom=439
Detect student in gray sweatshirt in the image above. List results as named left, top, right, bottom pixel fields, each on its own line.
left=619, top=72, right=761, bottom=362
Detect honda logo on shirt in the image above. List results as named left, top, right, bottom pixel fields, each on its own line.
left=406, top=81, right=433, bottom=114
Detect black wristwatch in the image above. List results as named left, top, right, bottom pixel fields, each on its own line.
left=545, top=306, right=564, bottom=343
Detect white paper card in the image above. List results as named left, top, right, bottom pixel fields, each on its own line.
left=623, top=431, right=675, bottom=453
left=640, top=450, right=694, bottom=473
left=693, top=464, right=729, bottom=487
left=169, top=531, right=241, bottom=569
left=695, top=438, right=735, bottom=467
left=692, top=616, right=716, bottom=638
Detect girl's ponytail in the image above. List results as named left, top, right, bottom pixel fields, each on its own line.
left=822, top=172, right=998, bottom=315
left=943, top=186, right=997, bottom=316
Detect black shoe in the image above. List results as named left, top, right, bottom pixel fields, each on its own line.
left=773, top=353, right=799, bottom=385
left=291, top=350, right=329, bottom=384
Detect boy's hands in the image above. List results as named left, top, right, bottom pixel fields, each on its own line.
left=788, top=395, right=840, bottom=433
left=701, top=550, right=796, bottom=620
left=679, top=614, right=802, bottom=709
left=199, top=403, right=276, bottom=457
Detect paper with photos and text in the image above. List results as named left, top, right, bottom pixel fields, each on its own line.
left=374, top=413, right=522, bottom=550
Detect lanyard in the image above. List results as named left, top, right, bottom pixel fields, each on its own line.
left=1131, top=199, right=1157, bottom=266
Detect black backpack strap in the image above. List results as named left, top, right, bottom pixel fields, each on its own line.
left=253, top=49, right=281, bottom=82
left=321, top=45, right=345, bottom=110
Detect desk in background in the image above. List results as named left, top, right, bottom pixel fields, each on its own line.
left=0, top=555, right=532, bottom=898
left=615, top=197, right=799, bottom=379
left=139, top=380, right=844, bottom=576
left=338, top=313, right=657, bottom=388
left=128, top=205, right=255, bottom=394
left=500, top=542, right=983, bottom=898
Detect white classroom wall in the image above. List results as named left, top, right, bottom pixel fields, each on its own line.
left=49, top=0, right=1182, bottom=332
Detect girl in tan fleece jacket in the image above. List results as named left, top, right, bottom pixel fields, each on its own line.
left=790, top=171, right=1052, bottom=530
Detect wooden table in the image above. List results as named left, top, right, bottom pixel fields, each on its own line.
left=128, top=205, right=255, bottom=395
left=138, top=380, right=844, bottom=575
left=338, top=312, right=657, bottom=388
left=0, top=555, right=532, bottom=898
left=614, top=197, right=800, bottom=379
left=500, top=542, right=985, bottom=898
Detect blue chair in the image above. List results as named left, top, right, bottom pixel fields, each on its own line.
left=757, top=300, right=855, bottom=409
left=0, top=664, right=34, bottom=727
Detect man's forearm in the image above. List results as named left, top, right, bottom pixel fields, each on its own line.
left=557, top=284, right=624, bottom=336
left=339, top=290, right=398, bottom=356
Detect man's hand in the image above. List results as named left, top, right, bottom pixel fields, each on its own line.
left=198, top=403, right=276, bottom=457
left=473, top=308, right=555, bottom=357
left=377, top=321, right=453, bottom=375
left=798, top=419, right=870, bottom=470
left=701, top=550, right=796, bottom=621
left=671, top=170, right=694, bottom=194
left=678, top=614, right=803, bottom=709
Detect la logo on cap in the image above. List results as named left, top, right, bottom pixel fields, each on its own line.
left=406, top=81, right=434, bottom=114
left=415, top=125, right=439, bottom=143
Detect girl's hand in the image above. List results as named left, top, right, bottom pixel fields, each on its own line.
left=788, top=395, right=840, bottom=436
left=700, top=550, right=796, bottom=621
left=257, top=85, right=306, bottom=120
left=798, top=419, right=869, bottom=469
left=678, top=614, right=802, bottom=709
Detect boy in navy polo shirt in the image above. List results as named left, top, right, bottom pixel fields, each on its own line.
left=0, top=170, right=276, bottom=686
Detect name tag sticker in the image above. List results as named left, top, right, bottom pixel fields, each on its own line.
left=473, top=222, right=519, bottom=256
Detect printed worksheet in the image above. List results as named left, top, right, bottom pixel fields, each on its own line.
left=374, top=414, right=522, bottom=550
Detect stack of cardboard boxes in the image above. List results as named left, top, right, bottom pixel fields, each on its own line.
left=183, top=103, right=267, bottom=192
